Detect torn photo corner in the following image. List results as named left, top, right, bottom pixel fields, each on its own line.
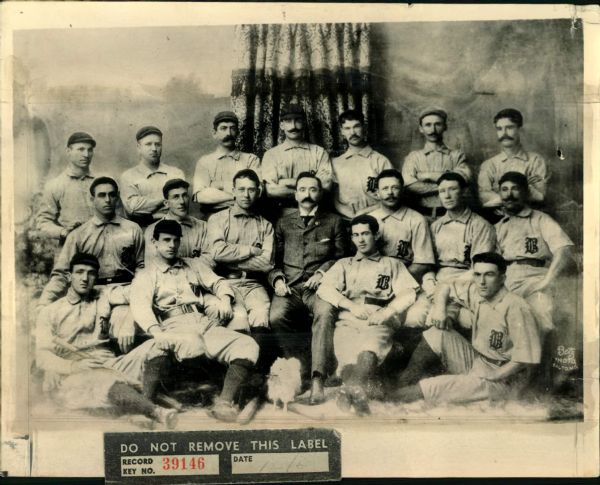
left=1, top=2, right=598, bottom=481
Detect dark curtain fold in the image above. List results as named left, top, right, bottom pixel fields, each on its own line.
left=232, top=23, right=374, bottom=158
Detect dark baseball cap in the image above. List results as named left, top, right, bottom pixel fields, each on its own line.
left=213, top=111, right=239, bottom=128
left=153, top=219, right=183, bottom=240
left=280, top=103, right=305, bottom=120
left=69, top=252, right=100, bottom=272
left=136, top=126, right=163, bottom=141
left=67, top=132, right=96, bottom=148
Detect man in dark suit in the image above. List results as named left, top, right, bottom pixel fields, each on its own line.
left=266, top=172, right=348, bottom=404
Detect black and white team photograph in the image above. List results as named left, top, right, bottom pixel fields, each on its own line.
left=2, top=3, right=597, bottom=479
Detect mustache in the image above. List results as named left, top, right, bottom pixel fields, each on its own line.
left=301, top=197, right=316, bottom=203
left=499, top=135, right=515, bottom=141
left=222, top=135, right=235, bottom=142
left=288, top=129, right=301, bottom=133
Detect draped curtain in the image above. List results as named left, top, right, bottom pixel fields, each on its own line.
left=231, top=23, right=373, bottom=157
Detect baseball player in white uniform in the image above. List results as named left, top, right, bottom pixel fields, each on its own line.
left=317, top=214, right=419, bottom=414
left=389, top=252, right=541, bottom=405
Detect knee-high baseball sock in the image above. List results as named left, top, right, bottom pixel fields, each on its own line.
left=107, top=382, right=157, bottom=418
left=142, top=356, right=171, bottom=400
left=219, top=359, right=253, bottom=403
left=395, top=338, right=441, bottom=389
left=353, top=351, right=378, bottom=387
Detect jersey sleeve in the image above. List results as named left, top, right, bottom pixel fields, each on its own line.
left=538, top=212, right=574, bottom=254
left=261, top=149, right=279, bottom=186
left=401, top=152, right=419, bottom=186
left=316, top=259, right=347, bottom=307
left=506, top=298, right=542, bottom=364
left=192, top=157, right=212, bottom=197
left=411, top=214, right=436, bottom=264
left=36, top=178, right=64, bottom=239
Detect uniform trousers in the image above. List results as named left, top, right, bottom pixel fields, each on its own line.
left=418, top=327, right=529, bottom=405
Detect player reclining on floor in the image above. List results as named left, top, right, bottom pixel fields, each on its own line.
left=35, top=253, right=177, bottom=428
left=389, top=252, right=542, bottom=405
left=316, top=214, right=419, bottom=415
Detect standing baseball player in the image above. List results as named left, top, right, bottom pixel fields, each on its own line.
left=331, top=109, right=393, bottom=220
left=402, top=107, right=472, bottom=219
left=390, top=252, right=541, bottom=405
left=36, top=132, right=96, bottom=243
left=262, top=104, right=333, bottom=208
left=317, top=214, right=419, bottom=415
left=478, top=109, right=549, bottom=209
left=120, top=126, right=185, bottom=227
left=130, top=219, right=260, bottom=422
left=207, top=169, right=274, bottom=332
left=192, top=111, right=261, bottom=217
left=369, top=169, right=436, bottom=283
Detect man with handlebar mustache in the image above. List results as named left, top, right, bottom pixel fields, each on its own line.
left=192, top=111, right=261, bottom=218
left=265, top=172, right=347, bottom=404
left=478, top=108, right=550, bottom=210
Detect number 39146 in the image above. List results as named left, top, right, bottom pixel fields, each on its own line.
left=162, top=456, right=205, bottom=471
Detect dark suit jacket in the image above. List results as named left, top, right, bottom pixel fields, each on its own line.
left=268, top=207, right=348, bottom=287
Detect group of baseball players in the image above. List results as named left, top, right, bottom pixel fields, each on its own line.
left=33, top=103, right=575, bottom=425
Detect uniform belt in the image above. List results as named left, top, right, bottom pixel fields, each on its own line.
left=509, top=258, right=546, bottom=268
left=364, top=295, right=394, bottom=308
left=158, top=303, right=203, bottom=323
left=96, top=274, right=133, bottom=285
left=478, top=353, right=508, bottom=367
left=218, top=269, right=263, bottom=280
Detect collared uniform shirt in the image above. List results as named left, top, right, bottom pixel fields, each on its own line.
left=369, top=205, right=435, bottom=266
left=268, top=207, right=347, bottom=287
left=262, top=140, right=333, bottom=190
left=430, top=208, right=496, bottom=270
left=495, top=207, right=573, bottom=263
left=207, top=206, right=274, bottom=274
left=130, top=257, right=234, bottom=332
left=317, top=251, right=419, bottom=309
left=120, top=162, right=185, bottom=218
left=36, top=288, right=114, bottom=375
left=39, top=216, right=145, bottom=306
left=478, top=148, right=549, bottom=202
left=192, top=149, right=261, bottom=210
left=332, top=145, right=392, bottom=219
left=402, top=144, right=471, bottom=208
left=145, top=215, right=210, bottom=264
left=36, top=168, right=95, bottom=239
left=449, top=281, right=541, bottom=364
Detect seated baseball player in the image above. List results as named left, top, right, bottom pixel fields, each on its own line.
left=36, top=253, right=177, bottom=428
left=317, top=215, right=419, bottom=414
left=369, top=169, right=436, bottom=284
left=390, top=252, right=541, bottom=405
left=38, top=176, right=145, bottom=354
left=130, top=219, right=260, bottom=422
left=145, top=179, right=212, bottom=265
left=495, top=172, right=574, bottom=334
left=406, top=172, right=497, bottom=327
left=207, top=169, right=274, bottom=332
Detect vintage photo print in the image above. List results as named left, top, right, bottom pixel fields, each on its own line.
left=1, top=2, right=598, bottom=479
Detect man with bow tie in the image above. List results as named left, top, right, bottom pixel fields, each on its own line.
left=266, top=172, right=347, bottom=404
